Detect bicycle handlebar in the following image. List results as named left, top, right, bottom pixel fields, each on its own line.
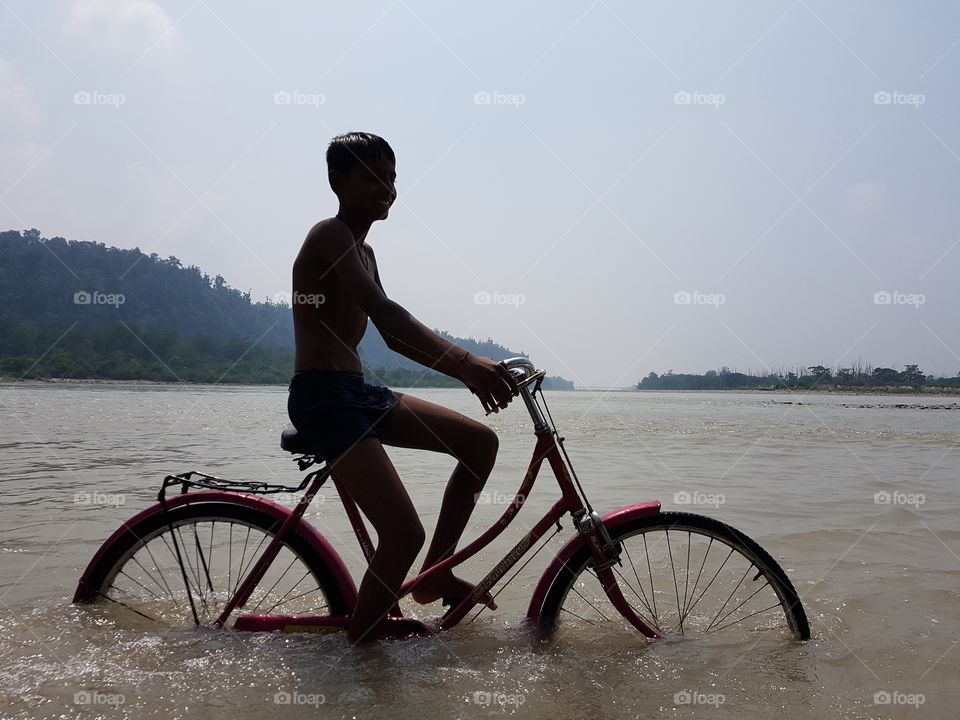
left=499, top=357, right=549, bottom=431
left=501, top=356, right=539, bottom=379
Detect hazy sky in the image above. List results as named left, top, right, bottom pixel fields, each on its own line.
left=2, top=1, right=958, bottom=386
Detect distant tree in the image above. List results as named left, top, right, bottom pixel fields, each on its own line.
left=808, top=365, right=832, bottom=382
left=871, top=367, right=901, bottom=384
left=901, top=364, right=925, bottom=388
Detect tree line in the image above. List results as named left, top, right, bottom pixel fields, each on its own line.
left=0, top=230, right=570, bottom=387
left=638, top=363, right=960, bottom=391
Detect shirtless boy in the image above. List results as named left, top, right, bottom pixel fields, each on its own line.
left=287, top=131, right=519, bottom=642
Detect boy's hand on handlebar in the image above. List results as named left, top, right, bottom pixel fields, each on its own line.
left=460, top=355, right=519, bottom=414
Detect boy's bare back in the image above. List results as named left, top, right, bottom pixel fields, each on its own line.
left=292, top=218, right=381, bottom=373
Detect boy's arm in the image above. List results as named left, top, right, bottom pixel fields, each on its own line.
left=318, top=223, right=516, bottom=410
left=372, top=256, right=464, bottom=373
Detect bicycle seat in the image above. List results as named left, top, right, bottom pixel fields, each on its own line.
left=280, top=427, right=322, bottom=457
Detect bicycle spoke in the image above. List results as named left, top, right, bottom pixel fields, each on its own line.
left=265, top=585, right=328, bottom=615
left=118, top=567, right=168, bottom=602
left=680, top=537, right=712, bottom=623
left=206, top=521, right=217, bottom=592
left=233, top=526, right=252, bottom=598
left=665, top=529, right=683, bottom=634
left=193, top=524, right=214, bottom=593
left=621, top=544, right=659, bottom=625
left=250, top=555, right=299, bottom=612
left=681, top=546, right=734, bottom=621
left=137, top=537, right=177, bottom=599
left=711, top=601, right=783, bottom=633
left=157, top=530, right=203, bottom=607
left=569, top=578, right=612, bottom=622
left=559, top=606, right=598, bottom=625
left=174, top=525, right=207, bottom=614
left=236, top=529, right=271, bottom=594
left=611, top=565, right=659, bottom=629
left=227, top=523, right=233, bottom=598
left=705, top=565, right=753, bottom=633
left=681, top=531, right=691, bottom=622
left=642, top=533, right=658, bottom=621
left=708, top=579, right=770, bottom=633
left=95, top=590, right=163, bottom=624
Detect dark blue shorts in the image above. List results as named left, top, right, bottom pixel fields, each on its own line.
left=287, top=370, right=400, bottom=460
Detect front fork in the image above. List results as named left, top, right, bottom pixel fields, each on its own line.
left=573, top=509, right=663, bottom=639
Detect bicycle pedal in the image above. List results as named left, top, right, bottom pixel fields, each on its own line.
left=441, top=596, right=464, bottom=619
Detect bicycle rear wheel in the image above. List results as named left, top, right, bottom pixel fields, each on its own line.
left=75, top=501, right=349, bottom=628
left=538, top=512, right=810, bottom=641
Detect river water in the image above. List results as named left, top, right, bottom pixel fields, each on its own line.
left=1, top=382, right=958, bottom=719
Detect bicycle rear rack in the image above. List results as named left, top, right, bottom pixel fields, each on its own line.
left=158, top=455, right=328, bottom=502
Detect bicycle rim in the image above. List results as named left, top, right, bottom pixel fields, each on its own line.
left=542, top=512, right=810, bottom=641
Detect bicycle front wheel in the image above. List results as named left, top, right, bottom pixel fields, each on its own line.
left=538, top=512, right=810, bottom=641
left=75, top=500, right=350, bottom=628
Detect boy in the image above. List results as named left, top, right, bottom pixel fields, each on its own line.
left=287, top=131, right=519, bottom=642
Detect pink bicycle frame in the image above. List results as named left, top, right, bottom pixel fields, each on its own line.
left=220, top=361, right=663, bottom=637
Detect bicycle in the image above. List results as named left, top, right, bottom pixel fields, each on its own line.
left=74, top=357, right=811, bottom=641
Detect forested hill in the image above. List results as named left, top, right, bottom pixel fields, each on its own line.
left=0, top=229, right=572, bottom=387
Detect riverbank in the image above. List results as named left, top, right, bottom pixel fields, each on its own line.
left=636, top=385, right=960, bottom=396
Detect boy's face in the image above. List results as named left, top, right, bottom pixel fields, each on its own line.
left=332, top=157, right=397, bottom=221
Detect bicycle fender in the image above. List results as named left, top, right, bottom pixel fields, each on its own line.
left=73, top=490, right=358, bottom=607
left=525, top=502, right=661, bottom=621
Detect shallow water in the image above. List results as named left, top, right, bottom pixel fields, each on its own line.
left=1, top=382, right=958, bottom=719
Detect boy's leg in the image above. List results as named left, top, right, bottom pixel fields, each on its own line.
left=378, top=394, right=499, bottom=605
left=328, top=436, right=426, bottom=641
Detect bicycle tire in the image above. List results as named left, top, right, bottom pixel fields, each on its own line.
left=75, top=500, right=350, bottom=625
left=537, top=511, right=810, bottom=641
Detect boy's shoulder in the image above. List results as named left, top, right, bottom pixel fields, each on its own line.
left=306, top=217, right=353, bottom=243
left=300, top=218, right=354, bottom=258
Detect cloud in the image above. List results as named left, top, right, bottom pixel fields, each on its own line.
left=0, top=60, right=42, bottom=131
left=63, top=0, right=181, bottom=60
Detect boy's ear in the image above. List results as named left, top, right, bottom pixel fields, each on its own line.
left=328, top=171, right=340, bottom=195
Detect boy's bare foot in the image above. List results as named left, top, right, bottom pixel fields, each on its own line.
left=411, top=571, right=498, bottom=610
left=352, top=617, right=437, bottom=642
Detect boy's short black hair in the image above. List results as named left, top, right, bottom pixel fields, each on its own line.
left=326, top=132, right=395, bottom=176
